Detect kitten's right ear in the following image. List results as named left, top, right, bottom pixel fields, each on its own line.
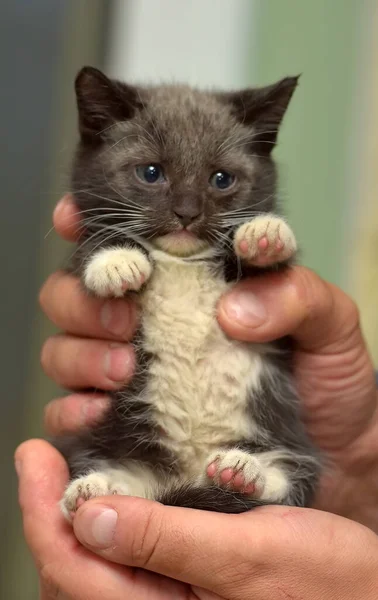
left=224, top=76, right=300, bottom=152
left=75, top=66, right=140, bottom=142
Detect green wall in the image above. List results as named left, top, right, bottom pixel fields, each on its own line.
left=253, top=0, right=361, bottom=286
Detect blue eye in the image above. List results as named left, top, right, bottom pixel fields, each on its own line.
left=135, top=164, right=165, bottom=184
left=210, top=170, right=235, bottom=190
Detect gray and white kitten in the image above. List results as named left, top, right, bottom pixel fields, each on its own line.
left=55, top=66, right=320, bottom=519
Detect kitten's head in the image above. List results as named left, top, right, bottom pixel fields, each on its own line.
left=72, top=67, right=298, bottom=256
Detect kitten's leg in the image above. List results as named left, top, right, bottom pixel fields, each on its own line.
left=233, top=214, right=297, bottom=267
left=61, top=462, right=159, bottom=521
left=84, top=247, right=152, bottom=297
left=205, top=448, right=303, bottom=504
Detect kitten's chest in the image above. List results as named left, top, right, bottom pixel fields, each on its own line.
left=139, top=253, right=262, bottom=475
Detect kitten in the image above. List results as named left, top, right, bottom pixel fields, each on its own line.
left=55, top=66, right=320, bottom=519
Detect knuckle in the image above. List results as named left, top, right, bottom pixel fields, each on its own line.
left=39, top=272, right=61, bottom=313
left=296, top=267, right=361, bottom=332
left=43, top=399, right=61, bottom=435
left=296, top=267, right=333, bottom=322
left=41, top=335, right=68, bottom=381
left=129, top=504, right=164, bottom=568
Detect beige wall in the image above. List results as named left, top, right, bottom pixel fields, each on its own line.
left=3, top=3, right=108, bottom=598
left=349, top=6, right=378, bottom=363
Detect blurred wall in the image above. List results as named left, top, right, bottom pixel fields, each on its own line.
left=349, top=2, right=378, bottom=364
left=253, top=0, right=367, bottom=288
left=107, top=0, right=254, bottom=87
left=1, top=2, right=109, bottom=598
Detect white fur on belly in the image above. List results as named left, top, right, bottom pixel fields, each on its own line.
left=140, top=250, right=265, bottom=478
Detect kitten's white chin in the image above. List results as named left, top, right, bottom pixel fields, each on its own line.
left=153, top=232, right=209, bottom=256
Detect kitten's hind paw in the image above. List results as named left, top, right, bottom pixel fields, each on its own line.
left=206, top=449, right=265, bottom=497
left=61, top=472, right=130, bottom=521
left=234, top=215, right=296, bottom=267
left=84, top=247, right=152, bottom=297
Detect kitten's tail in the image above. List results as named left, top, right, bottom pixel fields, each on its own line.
left=157, top=483, right=275, bottom=514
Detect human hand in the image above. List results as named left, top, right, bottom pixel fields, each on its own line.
left=216, top=249, right=378, bottom=529
left=16, top=439, right=378, bottom=600
left=40, top=194, right=378, bottom=530
left=16, top=440, right=191, bottom=599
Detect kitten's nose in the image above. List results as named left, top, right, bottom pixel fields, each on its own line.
left=174, top=210, right=202, bottom=228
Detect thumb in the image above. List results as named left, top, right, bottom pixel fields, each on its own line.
left=217, top=266, right=360, bottom=352
left=73, top=495, right=283, bottom=592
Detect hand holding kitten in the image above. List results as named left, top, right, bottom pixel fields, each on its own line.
left=16, top=438, right=378, bottom=600
left=40, top=194, right=378, bottom=530
left=17, top=194, right=378, bottom=599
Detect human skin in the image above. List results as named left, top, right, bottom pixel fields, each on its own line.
left=16, top=193, right=378, bottom=598
left=16, top=439, right=378, bottom=600
left=40, top=194, right=378, bottom=528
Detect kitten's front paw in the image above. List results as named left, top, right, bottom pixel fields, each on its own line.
left=234, top=215, right=297, bottom=266
left=206, top=449, right=265, bottom=497
left=61, top=472, right=130, bottom=521
left=84, top=247, right=152, bottom=297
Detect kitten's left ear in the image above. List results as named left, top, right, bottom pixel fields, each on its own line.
left=75, top=66, right=141, bottom=143
left=226, top=76, right=300, bottom=152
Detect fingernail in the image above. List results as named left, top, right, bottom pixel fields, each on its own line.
left=101, top=301, right=131, bottom=338
left=224, top=290, right=267, bottom=326
left=75, top=505, right=118, bottom=548
left=104, top=345, right=132, bottom=382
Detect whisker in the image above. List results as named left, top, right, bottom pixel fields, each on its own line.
left=216, top=129, right=280, bottom=156
left=69, top=188, right=145, bottom=213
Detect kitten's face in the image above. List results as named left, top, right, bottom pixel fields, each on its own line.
left=72, top=68, right=298, bottom=256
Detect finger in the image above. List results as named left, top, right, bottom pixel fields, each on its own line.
left=39, top=271, right=138, bottom=341
left=44, top=393, right=110, bottom=435
left=41, top=335, right=135, bottom=390
left=16, top=441, right=182, bottom=600
left=73, top=495, right=282, bottom=594
left=218, top=266, right=361, bottom=352
left=15, top=440, right=71, bottom=565
left=53, top=194, right=82, bottom=242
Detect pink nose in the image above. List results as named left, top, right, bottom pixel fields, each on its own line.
left=173, top=210, right=202, bottom=227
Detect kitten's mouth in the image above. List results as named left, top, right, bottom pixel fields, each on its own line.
left=153, top=230, right=209, bottom=256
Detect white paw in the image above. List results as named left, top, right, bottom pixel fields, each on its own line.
left=206, top=449, right=265, bottom=497
left=234, top=215, right=297, bottom=266
left=61, top=472, right=130, bottom=521
left=84, top=247, right=152, bottom=297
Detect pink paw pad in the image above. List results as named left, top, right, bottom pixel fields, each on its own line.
left=275, top=240, right=284, bottom=251
left=242, top=234, right=287, bottom=267
left=207, top=461, right=256, bottom=495
left=239, top=239, right=249, bottom=254
left=257, top=236, right=269, bottom=251
left=76, top=497, right=85, bottom=509
left=239, top=234, right=285, bottom=262
left=234, top=217, right=296, bottom=267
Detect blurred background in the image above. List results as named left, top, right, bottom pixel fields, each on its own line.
left=1, top=0, right=377, bottom=596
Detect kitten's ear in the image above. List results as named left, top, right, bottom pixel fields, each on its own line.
left=227, top=76, right=300, bottom=152
left=75, top=66, right=140, bottom=142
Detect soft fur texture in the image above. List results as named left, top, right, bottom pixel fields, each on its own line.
left=54, top=67, right=320, bottom=519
